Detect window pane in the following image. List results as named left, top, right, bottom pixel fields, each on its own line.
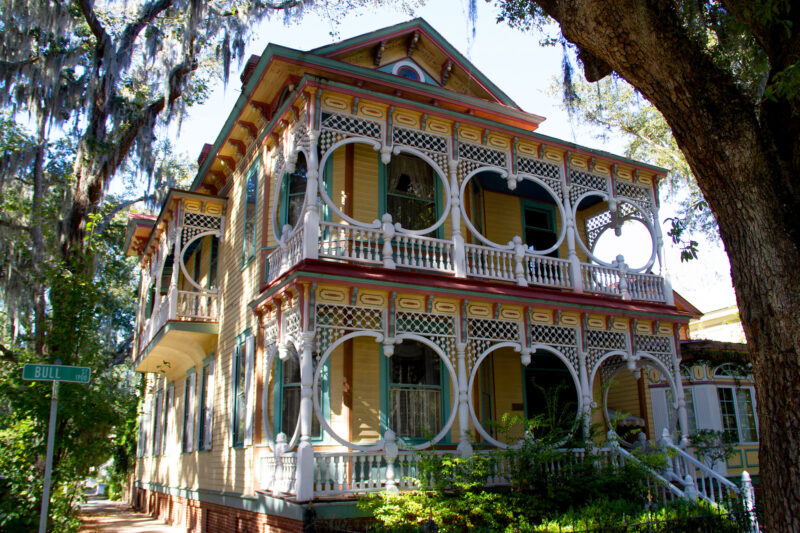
left=387, top=155, right=435, bottom=200
left=198, top=367, right=208, bottom=448
left=736, top=389, right=758, bottom=442
left=386, top=195, right=436, bottom=230
left=242, top=164, right=259, bottom=261
left=282, top=385, right=300, bottom=435
left=287, top=195, right=305, bottom=228
left=391, top=341, right=440, bottom=385
left=283, top=353, right=301, bottom=384
left=717, top=388, right=739, bottom=441
left=390, top=387, right=441, bottom=438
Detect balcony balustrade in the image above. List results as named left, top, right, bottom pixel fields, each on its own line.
left=264, top=218, right=671, bottom=305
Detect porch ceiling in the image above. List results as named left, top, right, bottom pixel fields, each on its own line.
left=135, top=321, right=218, bottom=379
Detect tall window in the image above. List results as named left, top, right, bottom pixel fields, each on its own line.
left=152, top=388, right=163, bottom=456
left=233, top=342, right=247, bottom=447
left=718, top=387, right=758, bottom=443
left=522, top=201, right=558, bottom=256
left=232, top=335, right=254, bottom=447
left=198, top=358, right=215, bottom=451
left=162, top=384, right=173, bottom=455
left=385, top=154, right=437, bottom=231
left=241, top=162, right=259, bottom=265
left=282, top=154, right=307, bottom=228
left=389, top=340, right=442, bottom=439
left=182, top=372, right=197, bottom=453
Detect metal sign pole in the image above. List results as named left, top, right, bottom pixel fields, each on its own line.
left=38, top=379, right=59, bottom=533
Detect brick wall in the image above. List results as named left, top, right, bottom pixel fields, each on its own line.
left=133, top=486, right=304, bottom=533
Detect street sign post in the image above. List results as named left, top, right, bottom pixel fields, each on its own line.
left=22, top=363, right=91, bottom=533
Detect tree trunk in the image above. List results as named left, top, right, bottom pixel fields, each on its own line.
left=530, top=1, right=800, bottom=530
left=31, top=110, right=49, bottom=356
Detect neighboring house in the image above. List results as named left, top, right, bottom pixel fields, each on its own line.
left=126, top=19, right=698, bottom=531
left=649, top=303, right=758, bottom=480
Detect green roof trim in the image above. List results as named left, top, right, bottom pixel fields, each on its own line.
left=192, top=23, right=667, bottom=191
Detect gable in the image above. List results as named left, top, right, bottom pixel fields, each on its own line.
left=311, top=18, right=519, bottom=108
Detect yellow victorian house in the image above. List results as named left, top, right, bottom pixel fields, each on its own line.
left=125, top=19, right=747, bottom=532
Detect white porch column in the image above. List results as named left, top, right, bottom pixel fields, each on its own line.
left=449, top=159, right=466, bottom=277
left=295, top=330, right=315, bottom=501
left=650, top=204, right=674, bottom=305
left=577, top=344, right=592, bottom=439
left=302, top=130, right=320, bottom=261
left=168, top=212, right=181, bottom=319
left=562, top=179, right=583, bottom=294
left=455, top=341, right=473, bottom=457
left=671, top=331, right=690, bottom=447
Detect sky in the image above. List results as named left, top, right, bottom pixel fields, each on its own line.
left=165, top=0, right=737, bottom=313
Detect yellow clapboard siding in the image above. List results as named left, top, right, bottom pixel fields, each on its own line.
left=352, top=336, right=381, bottom=443
left=484, top=190, right=521, bottom=246
left=352, top=144, right=379, bottom=224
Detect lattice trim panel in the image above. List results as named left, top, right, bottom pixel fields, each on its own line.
left=315, top=303, right=384, bottom=355
left=583, top=202, right=649, bottom=251
left=181, top=212, right=222, bottom=246
left=586, top=329, right=629, bottom=378
left=290, top=116, right=310, bottom=151
left=284, top=308, right=302, bottom=343
left=319, top=113, right=382, bottom=153
left=458, top=141, right=507, bottom=170
left=599, top=354, right=627, bottom=385
left=529, top=324, right=579, bottom=370
left=615, top=180, right=652, bottom=211
left=466, top=318, right=521, bottom=370
left=569, top=168, right=608, bottom=205
left=392, top=127, right=449, bottom=174
left=634, top=333, right=675, bottom=375
left=264, top=319, right=278, bottom=347
left=517, top=156, right=564, bottom=201
left=395, top=311, right=456, bottom=364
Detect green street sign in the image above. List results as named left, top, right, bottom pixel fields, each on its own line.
left=22, top=364, right=91, bottom=384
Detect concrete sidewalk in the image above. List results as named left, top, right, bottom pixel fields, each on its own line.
left=79, top=498, right=183, bottom=533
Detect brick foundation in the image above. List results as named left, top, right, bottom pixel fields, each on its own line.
left=133, top=486, right=305, bottom=532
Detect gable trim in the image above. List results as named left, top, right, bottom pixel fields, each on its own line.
left=311, top=18, right=518, bottom=108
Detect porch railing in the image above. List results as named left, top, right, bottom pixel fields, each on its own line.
left=138, top=286, right=219, bottom=354
left=260, top=453, right=298, bottom=496
left=658, top=429, right=742, bottom=506
left=313, top=450, right=421, bottom=496
left=265, top=218, right=671, bottom=305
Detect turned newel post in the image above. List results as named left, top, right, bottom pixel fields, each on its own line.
left=383, top=430, right=399, bottom=493
left=455, top=341, right=473, bottom=457
left=274, top=432, right=287, bottom=489
left=565, top=217, right=584, bottom=293
left=449, top=159, right=466, bottom=277
left=613, top=255, right=631, bottom=300
left=295, top=330, right=316, bottom=502
left=512, top=236, right=527, bottom=287
left=381, top=214, right=396, bottom=269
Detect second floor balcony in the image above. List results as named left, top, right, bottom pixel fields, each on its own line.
left=256, top=125, right=672, bottom=306
left=126, top=191, right=225, bottom=377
